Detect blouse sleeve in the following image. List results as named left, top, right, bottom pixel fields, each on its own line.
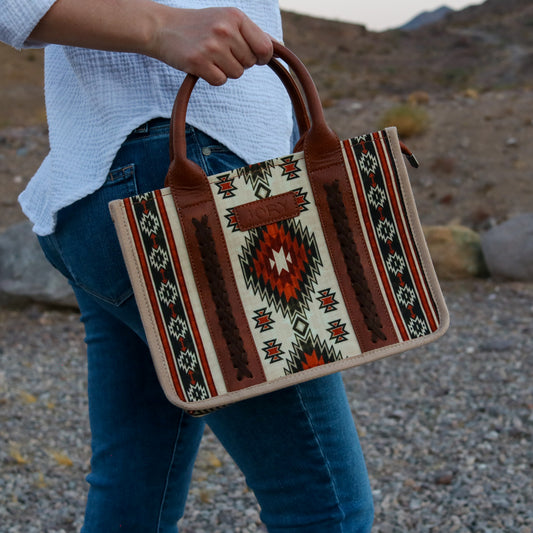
left=0, top=0, right=58, bottom=49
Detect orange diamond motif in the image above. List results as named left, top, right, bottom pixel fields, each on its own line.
left=239, top=219, right=322, bottom=319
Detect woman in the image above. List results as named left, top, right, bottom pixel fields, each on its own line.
left=1, top=1, right=374, bottom=531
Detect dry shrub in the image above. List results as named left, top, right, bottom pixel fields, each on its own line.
left=378, top=104, right=429, bottom=138
left=407, top=91, right=430, bottom=106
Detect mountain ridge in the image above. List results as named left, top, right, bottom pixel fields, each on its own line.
left=400, top=5, right=454, bottom=31
left=281, top=0, right=533, bottom=100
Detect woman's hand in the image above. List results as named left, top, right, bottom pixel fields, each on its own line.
left=148, top=7, right=273, bottom=85
left=29, top=0, right=274, bottom=85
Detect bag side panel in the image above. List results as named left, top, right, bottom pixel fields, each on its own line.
left=341, top=129, right=449, bottom=344
left=110, top=193, right=227, bottom=405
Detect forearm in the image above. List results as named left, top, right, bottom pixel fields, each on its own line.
left=30, top=0, right=272, bottom=85
left=27, top=0, right=274, bottom=85
left=28, top=0, right=162, bottom=56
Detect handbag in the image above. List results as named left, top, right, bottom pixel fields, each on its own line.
left=109, top=42, right=449, bottom=414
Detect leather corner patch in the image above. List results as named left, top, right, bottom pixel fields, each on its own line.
left=234, top=191, right=300, bottom=231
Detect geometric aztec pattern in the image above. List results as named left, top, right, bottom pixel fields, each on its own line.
left=262, top=339, right=284, bottom=364
left=112, top=128, right=446, bottom=411
left=221, top=153, right=355, bottom=377
left=344, top=132, right=439, bottom=340
left=239, top=218, right=323, bottom=321
left=252, top=308, right=275, bottom=332
left=127, top=191, right=213, bottom=403
left=317, top=288, right=339, bottom=313
left=284, top=332, right=342, bottom=375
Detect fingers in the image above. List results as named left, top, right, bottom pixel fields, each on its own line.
left=185, top=38, right=247, bottom=86
left=150, top=7, right=274, bottom=86
left=205, top=9, right=273, bottom=84
left=239, top=16, right=273, bottom=66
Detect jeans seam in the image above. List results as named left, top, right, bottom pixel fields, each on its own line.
left=44, top=232, right=78, bottom=284
left=156, top=409, right=185, bottom=533
left=189, top=127, right=211, bottom=176
left=294, top=385, right=346, bottom=530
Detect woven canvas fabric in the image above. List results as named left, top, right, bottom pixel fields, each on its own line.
left=341, top=131, right=440, bottom=342
left=110, top=126, right=448, bottom=412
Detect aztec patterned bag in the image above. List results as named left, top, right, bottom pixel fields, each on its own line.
left=109, top=43, right=449, bottom=414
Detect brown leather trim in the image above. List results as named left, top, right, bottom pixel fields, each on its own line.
left=304, top=140, right=397, bottom=352
left=177, top=199, right=266, bottom=393
left=234, top=191, right=300, bottom=231
left=323, top=180, right=387, bottom=343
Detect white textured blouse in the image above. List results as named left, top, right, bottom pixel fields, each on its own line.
left=1, top=0, right=292, bottom=235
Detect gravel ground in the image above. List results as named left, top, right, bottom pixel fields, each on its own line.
left=1, top=280, right=532, bottom=533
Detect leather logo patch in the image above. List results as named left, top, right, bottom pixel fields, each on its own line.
left=234, top=191, right=300, bottom=231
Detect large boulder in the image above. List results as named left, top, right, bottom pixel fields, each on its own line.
left=0, top=221, right=77, bottom=308
left=423, top=225, right=489, bottom=280
left=481, top=213, right=533, bottom=281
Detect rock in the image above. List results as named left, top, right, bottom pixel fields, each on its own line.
left=434, top=472, right=454, bottom=485
left=423, top=225, right=489, bottom=280
left=479, top=338, right=515, bottom=352
left=480, top=213, right=533, bottom=281
left=0, top=221, right=77, bottom=308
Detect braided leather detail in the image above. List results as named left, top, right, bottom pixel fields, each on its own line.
left=324, top=181, right=387, bottom=343
left=192, top=215, right=253, bottom=381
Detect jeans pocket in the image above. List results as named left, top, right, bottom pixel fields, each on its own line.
left=41, top=164, right=141, bottom=306
left=105, top=163, right=137, bottom=190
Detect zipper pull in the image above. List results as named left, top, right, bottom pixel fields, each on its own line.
left=400, top=141, right=420, bottom=168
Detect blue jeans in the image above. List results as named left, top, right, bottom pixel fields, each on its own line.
left=38, top=121, right=374, bottom=532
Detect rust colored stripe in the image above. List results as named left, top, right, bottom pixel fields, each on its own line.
left=342, top=139, right=408, bottom=341
left=123, top=197, right=186, bottom=401
left=324, top=180, right=387, bottom=343
left=373, top=133, right=438, bottom=332
left=379, top=133, right=440, bottom=331
left=192, top=215, right=252, bottom=382
left=154, top=190, right=217, bottom=396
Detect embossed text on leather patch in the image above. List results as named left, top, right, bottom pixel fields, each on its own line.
left=234, top=191, right=300, bottom=231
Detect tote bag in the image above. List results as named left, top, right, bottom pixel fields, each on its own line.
left=109, top=42, right=449, bottom=414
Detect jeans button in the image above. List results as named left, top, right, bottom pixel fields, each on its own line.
left=202, top=147, right=212, bottom=156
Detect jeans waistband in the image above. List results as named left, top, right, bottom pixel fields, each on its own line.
left=131, top=117, right=171, bottom=136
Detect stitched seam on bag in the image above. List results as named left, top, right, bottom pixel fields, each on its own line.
left=324, top=180, right=387, bottom=343
left=192, top=214, right=253, bottom=381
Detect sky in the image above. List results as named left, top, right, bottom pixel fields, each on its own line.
left=278, top=0, right=485, bottom=31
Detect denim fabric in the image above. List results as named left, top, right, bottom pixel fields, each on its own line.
left=38, top=122, right=374, bottom=532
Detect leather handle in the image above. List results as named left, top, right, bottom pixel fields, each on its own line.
left=167, top=56, right=310, bottom=166
left=165, top=41, right=339, bottom=207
